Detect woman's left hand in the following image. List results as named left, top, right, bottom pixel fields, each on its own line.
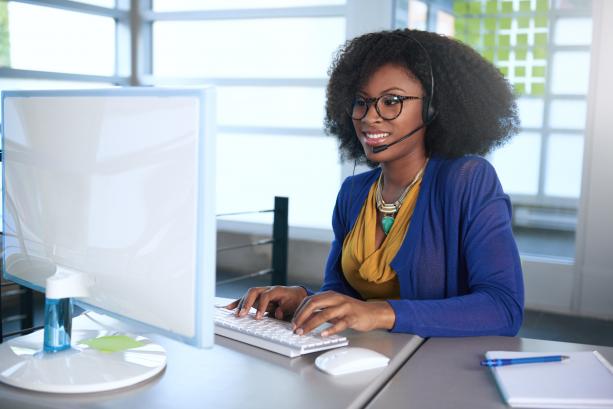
left=291, top=291, right=396, bottom=337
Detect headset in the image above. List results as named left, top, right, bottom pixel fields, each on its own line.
left=371, top=33, right=438, bottom=154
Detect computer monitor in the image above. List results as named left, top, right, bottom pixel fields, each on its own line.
left=0, top=88, right=216, bottom=393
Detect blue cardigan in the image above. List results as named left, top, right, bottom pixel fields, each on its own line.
left=318, top=156, right=524, bottom=337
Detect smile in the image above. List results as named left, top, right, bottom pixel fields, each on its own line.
left=364, top=132, right=390, bottom=139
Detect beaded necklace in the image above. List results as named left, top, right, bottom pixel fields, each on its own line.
left=375, top=159, right=428, bottom=235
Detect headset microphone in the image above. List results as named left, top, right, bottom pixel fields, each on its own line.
left=371, top=123, right=426, bottom=154
left=371, top=108, right=438, bottom=154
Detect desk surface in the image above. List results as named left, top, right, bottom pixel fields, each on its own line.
left=0, top=314, right=423, bottom=409
left=366, top=336, right=613, bottom=409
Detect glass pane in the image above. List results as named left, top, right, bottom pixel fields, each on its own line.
left=154, top=0, right=345, bottom=11
left=552, top=0, right=592, bottom=11
left=550, top=51, right=591, bottom=95
left=517, top=97, right=544, bottom=128
left=408, top=0, right=427, bottom=30
left=549, top=99, right=587, bottom=129
left=544, top=134, right=584, bottom=198
left=217, top=86, right=326, bottom=128
left=554, top=18, right=592, bottom=45
left=4, top=3, right=115, bottom=76
left=216, top=133, right=340, bottom=228
left=436, top=10, right=455, bottom=37
left=153, top=18, right=344, bottom=78
left=490, top=132, right=541, bottom=195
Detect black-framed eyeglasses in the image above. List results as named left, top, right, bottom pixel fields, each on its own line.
left=348, top=94, right=423, bottom=120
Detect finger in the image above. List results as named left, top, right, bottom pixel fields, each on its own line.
left=254, top=287, right=281, bottom=319
left=274, top=306, right=284, bottom=320
left=320, top=319, right=350, bottom=337
left=237, top=287, right=266, bottom=317
left=292, top=292, right=339, bottom=330
left=225, top=299, right=240, bottom=310
left=291, top=296, right=313, bottom=329
left=297, top=306, right=343, bottom=336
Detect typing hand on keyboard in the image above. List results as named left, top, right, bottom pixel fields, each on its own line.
left=224, top=286, right=307, bottom=321
left=214, top=306, right=348, bottom=358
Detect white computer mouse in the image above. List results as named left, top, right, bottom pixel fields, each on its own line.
left=315, top=347, right=390, bottom=376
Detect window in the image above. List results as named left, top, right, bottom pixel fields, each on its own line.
left=3, top=2, right=115, bottom=75
left=397, top=0, right=593, bottom=260
left=144, top=3, right=346, bottom=230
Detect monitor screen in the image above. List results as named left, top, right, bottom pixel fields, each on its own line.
left=1, top=88, right=216, bottom=348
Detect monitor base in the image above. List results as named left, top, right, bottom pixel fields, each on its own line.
left=0, top=313, right=167, bottom=393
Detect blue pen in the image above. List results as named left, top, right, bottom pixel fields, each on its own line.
left=480, top=355, right=570, bottom=367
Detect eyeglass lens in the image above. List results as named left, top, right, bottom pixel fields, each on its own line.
left=351, top=94, right=405, bottom=120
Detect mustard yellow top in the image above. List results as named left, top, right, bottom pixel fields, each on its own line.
left=341, top=173, right=423, bottom=300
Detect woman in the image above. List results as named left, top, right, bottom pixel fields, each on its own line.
left=227, top=29, right=524, bottom=338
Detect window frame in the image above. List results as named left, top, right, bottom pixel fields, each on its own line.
left=0, top=0, right=132, bottom=85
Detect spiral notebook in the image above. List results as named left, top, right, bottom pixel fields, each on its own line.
left=486, top=350, right=613, bottom=409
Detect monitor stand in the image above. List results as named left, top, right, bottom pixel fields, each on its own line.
left=0, top=312, right=167, bottom=393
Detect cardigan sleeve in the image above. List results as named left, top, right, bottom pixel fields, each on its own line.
left=387, top=159, right=524, bottom=337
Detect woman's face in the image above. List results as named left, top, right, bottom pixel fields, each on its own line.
left=352, top=63, right=427, bottom=164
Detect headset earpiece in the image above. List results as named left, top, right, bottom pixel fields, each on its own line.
left=422, top=96, right=437, bottom=125
left=406, top=31, right=437, bottom=125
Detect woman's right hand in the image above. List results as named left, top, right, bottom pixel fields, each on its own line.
left=225, top=286, right=308, bottom=320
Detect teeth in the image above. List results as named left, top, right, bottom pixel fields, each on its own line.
left=365, top=132, right=389, bottom=139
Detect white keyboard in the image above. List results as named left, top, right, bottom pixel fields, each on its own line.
left=214, top=307, right=348, bottom=358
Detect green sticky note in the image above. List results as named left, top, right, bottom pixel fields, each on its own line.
left=536, top=0, right=548, bottom=12
left=535, top=15, right=548, bottom=28
left=499, top=66, right=509, bottom=77
left=532, top=65, right=546, bottom=77
left=455, top=32, right=466, bottom=42
left=533, top=47, right=547, bottom=59
left=516, top=33, right=529, bottom=46
left=484, top=18, right=496, bottom=31
left=500, top=17, right=512, bottom=29
left=79, top=335, right=145, bottom=353
left=453, top=1, right=468, bottom=14
left=501, top=1, right=514, bottom=13
left=485, top=1, right=498, bottom=14
left=498, top=49, right=510, bottom=61
left=519, top=0, right=531, bottom=11
left=535, top=32, right=548, bottom=46
left=515, top=66, right=526, bottom=77
left=515, top=49, right=528, bottom=60
left=517, top=17, right=530, bottom=28
left=483, top=50, right=495, bottom=62
left=514, top=82, right=526, bottom=95
left=484, top=34, right=496, bottom=47
left=467, top=18, right=481, bottom=33
left=499, top=34, right=511, bottom=47
left=531, top=83, right=546, bottom=96
left=469, top=1, right=482, bottom=14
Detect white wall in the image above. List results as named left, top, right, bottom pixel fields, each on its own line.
left=573, top=0, right=613, bottom=319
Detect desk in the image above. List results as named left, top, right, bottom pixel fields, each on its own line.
left=0, top=314, right=423, bottom=409
left=366, top=336, right=613, bottom=409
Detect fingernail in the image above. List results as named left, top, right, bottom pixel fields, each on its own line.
left=321, top=331, right=328, bottom=337
left=295, top=328, right=303, bottom=336
left=255, top=312, right=261, bottom=319
left=239, top=308, right=246, bottom=316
